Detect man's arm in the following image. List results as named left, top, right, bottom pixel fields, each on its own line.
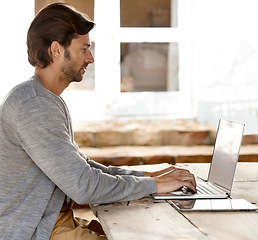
left=76, top=146, right=146, bottom=177
left=16, top=97, right=156, bottom=204
left=78, top=145, right=196, bottom=193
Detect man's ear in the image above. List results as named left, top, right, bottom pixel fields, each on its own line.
left=50, top=41, right=63, bottom=59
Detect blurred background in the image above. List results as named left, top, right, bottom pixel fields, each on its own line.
left=1, top=0, right=258, bottom=135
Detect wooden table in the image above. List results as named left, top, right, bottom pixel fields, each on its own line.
left=91, top=163, right=258, bottom=240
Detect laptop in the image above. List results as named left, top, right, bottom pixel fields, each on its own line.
left=152, top=119, right=245, bottom=200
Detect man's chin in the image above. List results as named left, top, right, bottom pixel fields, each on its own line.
left=73, top=75, right=84, bottom=82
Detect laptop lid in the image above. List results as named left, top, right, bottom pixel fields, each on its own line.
left=151, top=119, right=245, bottom=200
left=207, top=119, right=245, bottom=192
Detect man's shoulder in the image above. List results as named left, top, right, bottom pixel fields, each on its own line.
left=4, top=76, right=59, bottom=107
left=1, top=76, right=66, bottom=119
left=5, top=76, right=37, bottom=104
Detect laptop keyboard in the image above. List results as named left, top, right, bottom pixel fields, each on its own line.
left=197, top=182, right=225, bottom=195
left=197, top=184, right=215, bottom=194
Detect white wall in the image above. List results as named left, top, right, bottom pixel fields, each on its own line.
left=0, top=1, right=34, bottom=102
left=192, top=0, right=258, bottom=134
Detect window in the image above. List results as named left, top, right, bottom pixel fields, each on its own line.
left=63, top=0, right=193, bottom=120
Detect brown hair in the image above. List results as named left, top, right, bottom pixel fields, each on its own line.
left=27, top=3, right=95, bottom=68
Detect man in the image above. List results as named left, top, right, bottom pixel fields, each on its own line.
left=0, top=3, right=196, bottom=240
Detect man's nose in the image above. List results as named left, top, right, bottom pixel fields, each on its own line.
left=85, top=50, right=94, bottom=64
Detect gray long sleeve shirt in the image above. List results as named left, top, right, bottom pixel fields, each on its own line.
left=0, top=75, right=157, bottom=240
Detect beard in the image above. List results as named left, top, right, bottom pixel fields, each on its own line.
left=60, top=49, right=85, bottom=83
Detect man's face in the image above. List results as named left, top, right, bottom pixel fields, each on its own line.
left=60, top=34, right=94, bottom=83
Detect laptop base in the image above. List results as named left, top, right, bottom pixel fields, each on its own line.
left=169, top=199, right=258, bottom=212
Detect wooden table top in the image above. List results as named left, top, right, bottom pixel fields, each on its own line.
left=91, top=163, right=258, bottom=240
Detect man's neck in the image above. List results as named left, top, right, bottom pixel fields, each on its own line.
left=35, top=66, right=69, bottom=96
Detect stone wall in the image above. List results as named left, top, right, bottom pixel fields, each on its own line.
left=74, top=119, right=215, bottom=148
left=74, top=119, right=258, bottom=166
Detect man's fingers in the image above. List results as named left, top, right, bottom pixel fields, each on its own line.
left=153, top=166, right=197, bottom=194
left=181, top=182, right=197, bottom=192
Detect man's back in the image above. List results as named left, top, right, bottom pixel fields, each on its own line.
left=0, top=77, right=65, bottom=239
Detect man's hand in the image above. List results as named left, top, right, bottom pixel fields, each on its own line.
left=144, top=166, right=176, bottom=178
left=146, top=166, right=196, bottom=194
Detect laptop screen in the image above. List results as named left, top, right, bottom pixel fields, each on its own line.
left=208, top=119, right=245, bottom=191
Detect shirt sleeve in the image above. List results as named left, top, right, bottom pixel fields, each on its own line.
left=16, top=97, right=157, bottom=204
left=75, top=144, right=146, bottom=177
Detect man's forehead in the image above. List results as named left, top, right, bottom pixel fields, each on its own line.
left=72, top=34, right=91, bottom=46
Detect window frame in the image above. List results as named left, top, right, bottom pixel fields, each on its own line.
left=63, top=0, right=194, bottom=120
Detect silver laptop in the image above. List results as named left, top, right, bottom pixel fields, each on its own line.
left=152, top=119, right=245, bottom=200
